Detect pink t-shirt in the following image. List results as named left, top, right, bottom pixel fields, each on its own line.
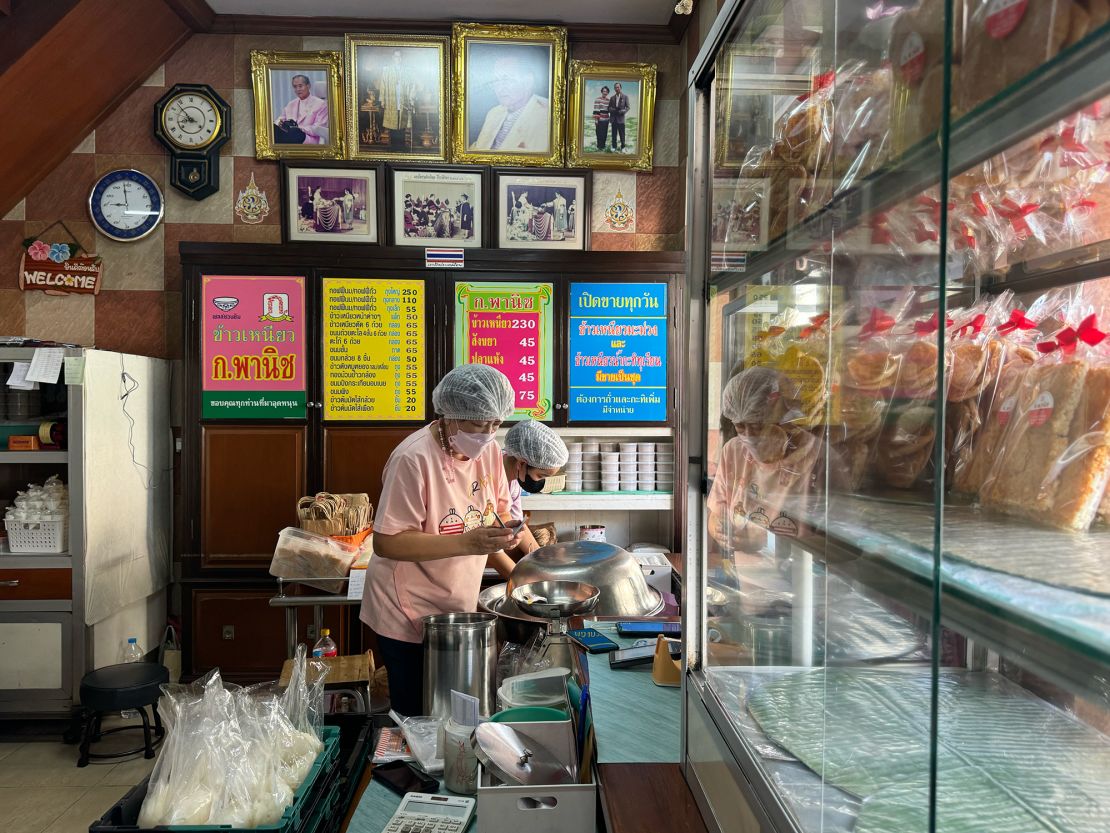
left=360, top=425, right=511, bottom=643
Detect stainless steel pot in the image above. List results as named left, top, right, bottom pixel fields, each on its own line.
left=508, top=541, right=663, bottom=617
left=422, top=612, right=497, bottom=718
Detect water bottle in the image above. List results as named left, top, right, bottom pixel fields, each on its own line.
left=120, top=637, right=143, bottom=719
left=312, top=628, right=337, bottom=658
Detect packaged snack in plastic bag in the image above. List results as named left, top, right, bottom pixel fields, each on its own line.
left=389, top=710, right=444, bottom=774
left=889, top=0, right=948, bottom=150
left=981, top=303, right=1110, bottom=530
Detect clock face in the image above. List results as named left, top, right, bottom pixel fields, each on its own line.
left=88, top=169, right=164, bottom=242
left=162, top=92, right=220, bottom=149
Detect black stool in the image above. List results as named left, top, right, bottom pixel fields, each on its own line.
left=76, top=662, right=168, bottom=767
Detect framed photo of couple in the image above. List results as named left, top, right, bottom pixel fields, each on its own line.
left=451, top=23, right=568, bottom=168
left=251, top=51, right=346, bottom=160
left=567, top=60, right=657, bottom=171
left=344, top=34, right=450, bottom=162
left=280, top=162, right=384, bottom=244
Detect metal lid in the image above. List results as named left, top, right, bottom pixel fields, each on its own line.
left=471, top=723, right=574, bottom=786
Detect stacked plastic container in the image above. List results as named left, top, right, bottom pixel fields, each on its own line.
left=562, top=441, right=674, bottom=493
left=656, top=443, right=675, bottom=492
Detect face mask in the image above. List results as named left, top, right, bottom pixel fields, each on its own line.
left=519, top=473, right=546, bottom=494
left=449, top=429, right=495, bottom=459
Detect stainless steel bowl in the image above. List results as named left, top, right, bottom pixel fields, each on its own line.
left=510, top=541, right=663, bottom=617
left=511, top=580, right=601, bottom=620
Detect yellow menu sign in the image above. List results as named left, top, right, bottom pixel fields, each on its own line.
left=323, top=278, right=425, bottom=420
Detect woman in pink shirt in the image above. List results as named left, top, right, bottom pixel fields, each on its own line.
left=361, top=365, right=519, bottom=715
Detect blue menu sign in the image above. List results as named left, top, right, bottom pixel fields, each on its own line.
left=569, top=282, right=668, bottom=421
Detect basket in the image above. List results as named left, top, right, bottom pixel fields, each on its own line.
left=5, top=519, right=67, bottom=553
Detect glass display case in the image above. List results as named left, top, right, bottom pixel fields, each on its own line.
left=682, top=0, right=1110, bottom=831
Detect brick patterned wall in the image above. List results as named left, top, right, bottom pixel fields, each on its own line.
left=0, top=32, right=686, bottom=362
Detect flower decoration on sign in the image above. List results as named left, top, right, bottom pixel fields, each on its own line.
left=235, top=172, right=270, bottom=225
left=48, top=243, right=71, bottom=263
left=27, top=240, right=51, bottom=261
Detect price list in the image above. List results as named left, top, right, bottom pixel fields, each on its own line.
left=323, top=278, right=425, bottom=420
left=454, top=282, right=553, bottom=420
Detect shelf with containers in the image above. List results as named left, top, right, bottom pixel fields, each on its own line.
left=179, top=247, right=685, bottom=678
left=0, top=347, right=171, bottom=716
left=685, top=1, right=1110, bottom=832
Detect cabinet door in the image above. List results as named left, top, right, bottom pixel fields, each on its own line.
left=202, top=426, right=306, bottom=567
left=191, top=589, right=344, bottom=679
left=323, top=427, right=413, bottom=510
left=0, top=612, right=72, bottom=703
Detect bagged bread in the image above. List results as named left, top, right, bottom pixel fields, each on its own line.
left=890, top=0, right=949, bottom=151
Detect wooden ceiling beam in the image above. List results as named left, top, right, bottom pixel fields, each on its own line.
left=208, top=13, right=682, bottom=44
left=164, top=0, right=216, bottom=31
left=0, top=0, right=191, bottom=217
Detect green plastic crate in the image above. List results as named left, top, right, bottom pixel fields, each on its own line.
left=89, top=725, right=340, bottom=833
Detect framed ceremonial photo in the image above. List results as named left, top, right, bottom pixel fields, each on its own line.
left=251, top=51, right=346, bottom=160
left=568, top=61, right=657, bottom=171
left=496, top=170, right=589, bottom=250
left=281, top=162, right=382, bottom=244
left=451, top=23, right=567, bottom=168
left=344, top=34, right=450, bottom=162
left=389, top=166, right=487, bottom=248
left=710, top=177, right=770, bottom=263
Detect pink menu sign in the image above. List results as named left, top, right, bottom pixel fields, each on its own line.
left=201, top=275, right=306, bottom=418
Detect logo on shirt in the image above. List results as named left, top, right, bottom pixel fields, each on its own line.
left=439, top=508, right=464, bottom=536
left=463, top=505, right=483, bottom=531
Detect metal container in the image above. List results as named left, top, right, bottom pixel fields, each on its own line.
left=508, top=541, right=662, bottom=617
left=422, top=612, right=498, bottom=719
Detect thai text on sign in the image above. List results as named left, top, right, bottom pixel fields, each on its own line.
left=455, top=282, right=553, bottom=420
left=322, top=278, right=425, bottom=420
left=568, top=282, right=668, bottom=421
left=201, top=275, right=306, bottom=419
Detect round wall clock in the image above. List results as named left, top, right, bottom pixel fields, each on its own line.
left=88, top=168, right=165, bottom=242
left=158, top=87, right=223, bottom=150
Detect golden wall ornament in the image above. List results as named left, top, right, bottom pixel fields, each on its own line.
left=251, top=50, right=346, bottom=161
left=567, top=60, right=657, bottom=172
left=450, top=22, right=567, bottom=168
left=344, top=34, right=450, bottom=162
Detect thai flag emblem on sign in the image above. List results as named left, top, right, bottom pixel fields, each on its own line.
left=711, top=251, right=747, bottom=271
left=425, top=248, right=465, bottom=269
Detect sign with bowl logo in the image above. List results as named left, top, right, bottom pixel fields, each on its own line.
left=201, top=275, right=306, bottom=418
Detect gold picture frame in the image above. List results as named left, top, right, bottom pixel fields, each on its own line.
left=451, top=22, right=567, bottom=168
left=251, top=50, right=346, bottom=160
left=344, top=34, right=450, bottom=162
left=568, top=60, right=657, bottom=172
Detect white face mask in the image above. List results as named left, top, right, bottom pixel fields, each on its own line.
left=449, top=428, right=495, bottom=459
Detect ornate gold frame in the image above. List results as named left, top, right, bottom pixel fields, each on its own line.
left=344, top=34, right=450, bottom=163
left=450, top=22, right=567, bottom=168
left=567, top=60, right=657, bottom=172
left=251, top=50, right=346, bottom=161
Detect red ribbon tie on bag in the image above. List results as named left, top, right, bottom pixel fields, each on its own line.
left=913, top=312, right=952, bottom=335
left=801, top=312, right=830, bottom=339
left=997, top=309, right=1035, bottom=334
left=995, top=198, right=1040, bottom=238
left=954, top=313, right=986, bottom=338
left=1036, top=316, right=1106, bottom=354
left=859, top=308, right=896, bottom=339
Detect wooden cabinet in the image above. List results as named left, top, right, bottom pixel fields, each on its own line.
left=201, top=426, right=306, bottom=567
left=0, top=569, right=72, bottom=600
left=323, top=427, right=415, bottom=509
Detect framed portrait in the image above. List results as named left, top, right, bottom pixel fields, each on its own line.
left=496, top=170, right=589, bottom=250
left=568, top=61, right=657, bottom=172
left=713, top=47, right=803, bottom=168
left=281, top=163, right=382, bottom=244
left=451, top=23, right=567, bottom=168
left=344, top=35, right=450, bottom=162
left=711, top=177, right=769, bottom=268
left=389, top=166, right=487, bottom=248
left=251, top=51, right=346, bottom=160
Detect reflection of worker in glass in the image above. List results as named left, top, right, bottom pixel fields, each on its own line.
left=471, top=50, right=550, bottom=153
left=707, top=367, right=819, bottom=554
left=275, top=74, right=329, bottom=145
left=379, top=49, right=418, bottom=146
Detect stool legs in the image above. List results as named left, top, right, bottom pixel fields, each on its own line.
left=77, top=709, right=95, bottom=768
left=153, top=702, right=164, bottom=738
left=138, top=707, right=155, bottom=759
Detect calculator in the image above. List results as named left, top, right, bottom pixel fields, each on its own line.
left=383, top=792, right=475, bottom=833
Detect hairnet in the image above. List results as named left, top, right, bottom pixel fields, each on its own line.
left=720, top=366, right=798, bottom=424
left=503, top=420, right=569, bottom=469
left=432, top=364, right=515, bottom=421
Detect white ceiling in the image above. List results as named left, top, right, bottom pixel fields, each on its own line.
left=207, top=0, right=676, bottom=26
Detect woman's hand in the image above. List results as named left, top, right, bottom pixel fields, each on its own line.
left=462, top=525, right=517, bottom=556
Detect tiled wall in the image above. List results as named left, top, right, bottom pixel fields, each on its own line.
left=0, top=32, right=687, bottom=362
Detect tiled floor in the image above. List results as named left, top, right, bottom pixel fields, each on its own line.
left=0, top=723, right=157, bottom=833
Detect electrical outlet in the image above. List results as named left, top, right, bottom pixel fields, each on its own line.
left=306, top=625, right=318, bottom=640
left=222, top=625, right=235, bottom=640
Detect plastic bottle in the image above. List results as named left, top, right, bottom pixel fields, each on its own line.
left=312, top=628, right=338, bottom=658
left=120, top=637, right=143, bottom=719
